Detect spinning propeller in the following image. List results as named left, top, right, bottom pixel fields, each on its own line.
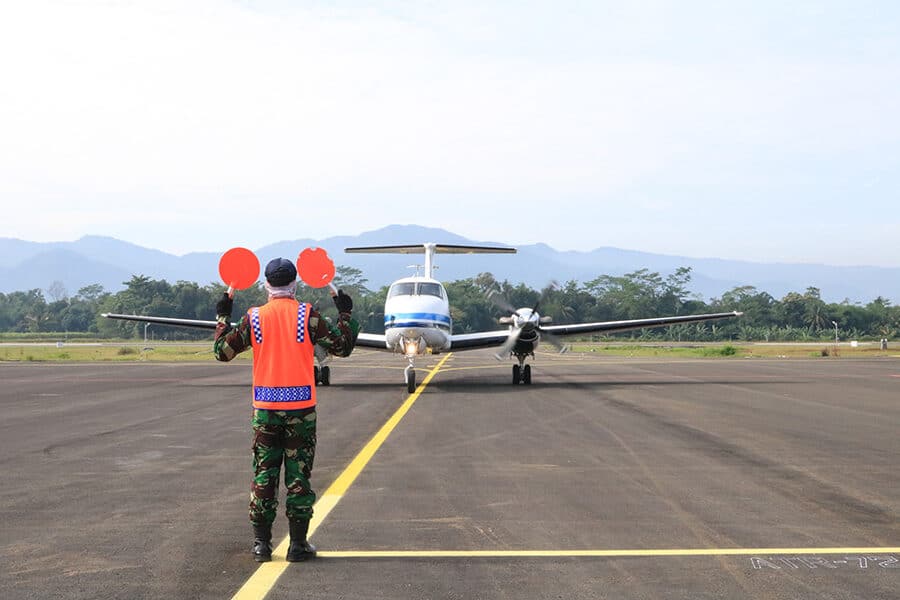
left=489, top=286, right=563, bottom=360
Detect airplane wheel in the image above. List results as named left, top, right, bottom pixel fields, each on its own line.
left=321, top=366, right=331, bottom=386
left=523, top=364, right=532, bottom=385
left=407, top=369, right=416, bottom=394
left=512, top=364, right=520, bottom=385
left=314, top=366, right=320, bottom=384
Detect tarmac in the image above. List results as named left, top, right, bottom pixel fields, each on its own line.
left=1, top=350, right=898, bottom=599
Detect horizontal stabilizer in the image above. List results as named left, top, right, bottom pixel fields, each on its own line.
left=345, top=244, right=516, bottom=255
left=345, top=243, right=515, bottom=279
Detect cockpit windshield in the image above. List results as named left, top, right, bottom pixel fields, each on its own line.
left=388, top=282, right=444, bottom=298
left=418, top=282, right=443, bottom=298
left=388, top=283, right=416, bottom=298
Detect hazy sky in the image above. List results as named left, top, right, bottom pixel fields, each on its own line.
left=2, top=1, right=899, bottom=266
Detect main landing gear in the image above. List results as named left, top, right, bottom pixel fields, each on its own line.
left=511, top=354, right=532, bottom=385
left=314, top=365, right=331, bottom=386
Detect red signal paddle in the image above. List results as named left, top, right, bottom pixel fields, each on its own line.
left=297, top=247, right=337, bottom=296
left=218, top=247, right=260, bottom=298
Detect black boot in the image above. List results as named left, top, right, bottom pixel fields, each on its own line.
left=252, top=524, right=273, bottom=562
left=286, top=520, right=317, bottom=562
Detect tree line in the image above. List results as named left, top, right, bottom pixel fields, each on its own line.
left=1, top=266, right=897, bottom=342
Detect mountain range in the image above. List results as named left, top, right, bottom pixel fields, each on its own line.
left=1, top=224, right=898, bottom=303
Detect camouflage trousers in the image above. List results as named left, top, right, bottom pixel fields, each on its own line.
left=249, top=408, right=317, bottom=526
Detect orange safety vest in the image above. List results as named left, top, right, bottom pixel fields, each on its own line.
left=248, top=298, right=317, bottom=411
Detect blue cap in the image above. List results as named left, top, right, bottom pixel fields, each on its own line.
left=264, top=258, right=297, bottom=286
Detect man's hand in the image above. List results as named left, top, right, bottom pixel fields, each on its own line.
left=333, top=290, right=352, bottom=314
left=216, top=292, right=234, bottom=318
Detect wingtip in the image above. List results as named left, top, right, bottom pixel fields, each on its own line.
left=734, top=311, right=744, bottom=316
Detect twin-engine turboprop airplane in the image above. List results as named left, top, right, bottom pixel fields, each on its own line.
left=104, top=242, right=742, bottom=392
left=345, top=243, right=742, bottom=391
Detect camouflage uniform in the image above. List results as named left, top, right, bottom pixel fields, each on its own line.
left=250, top=408, right=317, bottom=524
left=214, top=305, right=358, bottom=526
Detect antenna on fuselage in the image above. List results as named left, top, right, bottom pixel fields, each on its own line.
left=407, top=264, right=422, bottom=277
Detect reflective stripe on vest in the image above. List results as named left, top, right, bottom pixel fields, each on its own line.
left=250, top=307, right=263, bottom=344
left=248, top=299, right=317, bottom=411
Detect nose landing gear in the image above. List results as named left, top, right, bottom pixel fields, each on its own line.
left=404, top=357, right=417, bottom=394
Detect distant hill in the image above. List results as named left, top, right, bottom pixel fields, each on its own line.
left=1, top=225, right=898, bottom=303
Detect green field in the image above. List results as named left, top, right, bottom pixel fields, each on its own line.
left=565, top=342, right=898, bottom=359
left=0, top=343, right=249, bottom=362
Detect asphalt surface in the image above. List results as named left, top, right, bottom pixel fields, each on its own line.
left=1, top=351, right=898, bottom=599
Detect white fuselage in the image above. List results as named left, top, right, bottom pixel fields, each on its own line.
left=382, top=276, right=452, bottom=355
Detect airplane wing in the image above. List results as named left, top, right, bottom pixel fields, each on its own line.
left=356, top=332, right=389, bottom=350
left=448, top=330, right=511, bottom=349
left=102, top=313, right=221, bottom=329
left=104, top=312, right=392, bottom=351
left=450, top=311, right=742, bottom=351
left=540, top=311, right=743, bottom=336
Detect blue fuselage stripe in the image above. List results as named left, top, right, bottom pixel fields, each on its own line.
left=385, top=312, right=451, bottom=328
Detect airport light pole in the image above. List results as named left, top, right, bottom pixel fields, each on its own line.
left=144, top=323, right=151, bottom=345
left=832, top=321, right=838, bottom=345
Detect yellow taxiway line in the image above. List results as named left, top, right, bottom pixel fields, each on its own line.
left=318, top=547, right=900, bottom=558
left=230, top=354, right=453, bottom=600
